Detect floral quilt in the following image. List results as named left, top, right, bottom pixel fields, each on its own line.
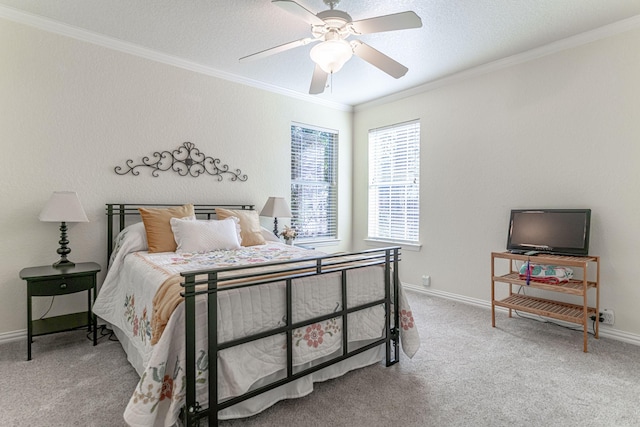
left=93, top=242, right=419, bottom=427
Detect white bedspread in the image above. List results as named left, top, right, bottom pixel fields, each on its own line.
left=93, top=243, right=419, bottom=427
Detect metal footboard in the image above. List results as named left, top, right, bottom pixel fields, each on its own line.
left=180, top=247, right=401, bottom=426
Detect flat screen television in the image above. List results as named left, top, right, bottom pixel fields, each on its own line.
left=506, top=209, right=591, bottom=256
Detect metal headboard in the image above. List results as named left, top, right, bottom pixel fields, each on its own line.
left=105, top=203, right=255, bottom=263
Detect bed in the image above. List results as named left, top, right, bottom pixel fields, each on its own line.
left=93, top=203, right=419, bottom=426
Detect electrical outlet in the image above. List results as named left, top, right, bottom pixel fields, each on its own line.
left=601, top=309, right=615, bottom=325
left=422, top=275, right=430, bottom=287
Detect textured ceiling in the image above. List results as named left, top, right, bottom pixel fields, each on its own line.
left=2, top=0, right=640, bottom=107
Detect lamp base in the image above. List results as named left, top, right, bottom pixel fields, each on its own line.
left=53, top=258, right=75, bottom=268
left=52, top=221, right=75, bottom=268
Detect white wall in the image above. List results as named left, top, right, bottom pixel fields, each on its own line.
left=353, top=28, right=640, bottom=336
left=3, top=14, right=639, bottom=342
left=0, top=18, right=353, bottom=336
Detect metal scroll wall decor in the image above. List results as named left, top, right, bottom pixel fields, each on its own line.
left=114, top=141, right=248, bottom=181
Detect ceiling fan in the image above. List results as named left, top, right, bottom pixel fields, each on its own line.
left=239, top=0, right=423, bottom=95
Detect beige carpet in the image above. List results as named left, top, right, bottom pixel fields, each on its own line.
left=2, top=289, right=640, bottom=426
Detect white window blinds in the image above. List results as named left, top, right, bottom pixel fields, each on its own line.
left=291, top=124, right=338, bottom=240
left=368, top=120, right=420, bottom=243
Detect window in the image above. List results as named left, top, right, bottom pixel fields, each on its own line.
left=290, top=124, right=338, bottom=240
left=368, top=120, right=420, bottom=244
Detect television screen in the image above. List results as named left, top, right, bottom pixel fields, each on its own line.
left=506, top=209, right=591, bottom=256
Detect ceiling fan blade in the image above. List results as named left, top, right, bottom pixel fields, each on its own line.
left=351, top=40, right=408, bottom=78
left=349, top=11, right=422, bottom=35
left=272, top=0, right=325, bottom=26
left=309, top=64, right=328, bottom=94
left=239, top=37, right=317, bottom=62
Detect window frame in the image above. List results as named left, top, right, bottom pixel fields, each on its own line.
left=366, top=119, right=421, bottom=250
left=290, top=122, right=339, bottom=243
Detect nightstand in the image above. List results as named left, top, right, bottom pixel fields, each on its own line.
left=19, top=262, right=101, bottom=360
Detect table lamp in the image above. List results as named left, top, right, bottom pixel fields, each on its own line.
left=39, top=191, right=89, bottom=268
left=259, top=196, right=292, bottom=236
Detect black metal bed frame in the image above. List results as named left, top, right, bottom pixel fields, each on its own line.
left=106, top=204, right=401, bottom=426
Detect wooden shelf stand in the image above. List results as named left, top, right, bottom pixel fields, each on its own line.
left=491, top=252, right=600, bottom=352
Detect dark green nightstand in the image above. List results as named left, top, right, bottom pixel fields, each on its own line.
left=19, top=262, right=101, bottom=360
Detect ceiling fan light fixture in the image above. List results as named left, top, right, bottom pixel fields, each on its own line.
left=310, top=39, right=353, bottom=74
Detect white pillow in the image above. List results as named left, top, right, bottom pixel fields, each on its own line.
left=170, top=217, right=241, bottom=253
left=109, top=222, right=148, bottom=267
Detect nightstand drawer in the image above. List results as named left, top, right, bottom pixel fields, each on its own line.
left=29, top=275, right=94, bottom=296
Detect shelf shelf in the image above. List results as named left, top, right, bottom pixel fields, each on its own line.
left=494, top=294, right=596, bottom=324
left=493, top=272, right=596, bottom=295
left=491, top=251, right=600, bottom=352
left=494, top=253, right=598, bottom=267
left=32, top=312, right=90, bottom=337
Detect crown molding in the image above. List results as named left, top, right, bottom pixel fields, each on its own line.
left=355, top=14, right=640, bottom=112
left=3, top=3, right=639, bottom=114
left=0, top=5, right=353, bottom=113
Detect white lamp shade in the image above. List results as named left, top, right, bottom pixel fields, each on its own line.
left=260, top=197, right=292, bottom=218
left=310, top=39, right=353, bottom=74
left=39, top=191, right=89, bottom=223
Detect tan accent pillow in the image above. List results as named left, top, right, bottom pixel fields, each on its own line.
left=138, top=204, right=195, bottom=253
left=215, top=208, right=266, bottom=246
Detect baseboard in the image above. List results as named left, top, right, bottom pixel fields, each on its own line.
left=403, top=283, right=640, bottom=347
left=0, top=329, right=26, bottom=345
left=403, top=284, right=491, bottom=309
